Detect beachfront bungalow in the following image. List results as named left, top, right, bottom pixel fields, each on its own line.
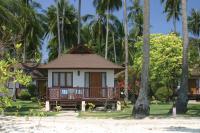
left=39, top=46, right=123, bottom=110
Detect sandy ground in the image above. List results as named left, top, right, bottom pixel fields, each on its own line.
left=0, top=111, right=200, bottom=133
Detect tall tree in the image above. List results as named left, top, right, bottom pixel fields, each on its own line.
left=78, top=0, right=81, bottom=44
left=188, top=8, right=200, bottom=57
left=56, top=0, right=61, bottom=56
left=176, top=0, right=189, bottom=114
left=46, top=1, right=77, bottom=61
left=128, top=0, right=143, bottom=37
left=123, top=0, right=129, bottom=102
left=134, top=0, right=150, bottom=119
left=93, top=0, right=122, bottom=59
left=161, top=0, right=181, bottom=32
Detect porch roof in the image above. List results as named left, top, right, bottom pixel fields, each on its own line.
left=39, top=54, right=124, bottom=71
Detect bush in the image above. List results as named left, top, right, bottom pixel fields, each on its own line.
left=30, top=97, right=37, bottom=102
left=19, top=90, right=31, bottom=100
left=27, top=84, right=37, bottom=97
left=154, top=87, right=173, bottom=102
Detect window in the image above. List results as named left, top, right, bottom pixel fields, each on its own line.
left=52, top=72, right=59, bottom=87
left=85, top=72, right=90, bottom=88
left=52, top=72, right=73, bottom=87
left=101, top=72, right=107, bottom=88
left=60, top=73, right=65, bottom=87
left=66, top=73, right=73, bottom=87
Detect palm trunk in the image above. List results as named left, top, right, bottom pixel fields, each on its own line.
left=105, top=3, right=109, bottom=59
left=78, top=0, right=81, bottom=44
left=112, top=32, right=117, bottom=63
left=56, top=0, right=61, bottom=56
left=133, top=0, right=150, bottom=119
left=123, top=0, right=129, bottom=103
left=176, top=0, right=189, bottom=114
left=173, top=16, right=177, bottom=33
left=61, top=3, right=65, bottom=51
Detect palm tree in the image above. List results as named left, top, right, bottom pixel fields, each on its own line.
left=46, top=1, right=77, bottom=61
left=134, top=0, right=150, bottom=119
left=123, top=0, right=128, bottom=102
left=56, top=0, right=61, bottom=56
left=161, top=0, right=181, bottom=33
left=78, top=0, right=81, bottom=44
left=128, top=0, right=143, bottom=37
left=93, top=0, right=122, bottom=59
left=188, top=8, right=200, bottom=57
left=175, top=0, right=189, bottom=114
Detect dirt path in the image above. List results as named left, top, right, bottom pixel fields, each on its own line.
left=0, top=112, right=200, bottom=133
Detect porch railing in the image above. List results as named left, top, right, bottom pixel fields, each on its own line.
left=46, top=87, right=120, bottom=100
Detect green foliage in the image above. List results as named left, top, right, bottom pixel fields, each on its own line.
left=55, top=105, right=62, bottom=112
left=27, top=84, right=37, bottom=97
left=154, top=87, right=173, bottom=102
left=19, top=90, right=31, bottom=100
left=133, top=33, right=182, bottom=92
left=87, top=103, right=95, bottom=111
left=0, top=58, right=31, bottom=112
left=30, top=97, right=37, bottom=102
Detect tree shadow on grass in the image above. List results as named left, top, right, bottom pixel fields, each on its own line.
left=164, top=126, right=200, bottom=133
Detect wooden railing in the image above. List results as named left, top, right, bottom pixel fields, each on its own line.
left=46, top=87, right=120, bottom=100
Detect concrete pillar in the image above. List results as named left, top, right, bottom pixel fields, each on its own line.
left=81, top=101, right=86, bottom=112
left=117, top=101, right=121, bottom=111
left=45, top=101, right=50, bottom=111
left=172, top=107, right=176, bottom=117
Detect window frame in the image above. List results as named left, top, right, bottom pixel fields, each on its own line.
left=101, top=72, right=107, bottom=88
left=52, top=72, right=73, bottom=87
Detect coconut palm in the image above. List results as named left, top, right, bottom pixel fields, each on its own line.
left=128, top=0, right=143, bottom=37
left=188, top=8, right=200, bottom=56
left=78, top=0, right=81, bottom=44
left=176, top=0, right=189, bottom=114
left=93, top=0, right=122, bottom=59
left=46, top=1, right=78, bottom=61
left=161, top=0, right=181, bottom=32
left=134, top=0, right=150, bottom=119
left=123, top=0, right=129, bottom=102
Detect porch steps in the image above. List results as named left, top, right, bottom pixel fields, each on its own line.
left=60, top=101, right=77, bottom=111
left=50, top=101, right=78, bottom=111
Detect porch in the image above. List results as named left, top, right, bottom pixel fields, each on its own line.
left=46, top=87, right=120, bottom=102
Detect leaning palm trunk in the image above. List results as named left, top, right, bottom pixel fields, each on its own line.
left=133, top=0, right=150, bottom=119
left=123, top=0, right=128, bottom=103
left=56, top=0, right=61, bottom=56
left=176, top=0, right=189, bottom=114
left=78, top=0, right=81, bottom=44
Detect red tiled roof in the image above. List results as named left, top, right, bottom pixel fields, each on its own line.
left=39, top=54, right=123, bottom=70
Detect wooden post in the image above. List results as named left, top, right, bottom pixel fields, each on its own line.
left=45, top=101, right=50, bottom=111
left=117, top=101, right=121, bottom=111
left=81, top=101, right=86, bottom=112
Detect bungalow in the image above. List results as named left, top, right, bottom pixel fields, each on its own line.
left=39, top=46, right=124, bottom=111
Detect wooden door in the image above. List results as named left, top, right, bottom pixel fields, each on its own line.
left=90, top=72, right=102, bottom=98
left=38, top=80, right=47, bottom=99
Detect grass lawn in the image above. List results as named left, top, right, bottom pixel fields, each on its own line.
left=4, top=99, right=58, bottom=116
left=79, top=103, right=200, bottom=119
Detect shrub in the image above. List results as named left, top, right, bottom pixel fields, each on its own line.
left=154, top=87, right=173, bottom=102
left=30, top=97, right=37, bottom=102
left=87, top=103, right=95, bottom=111
left=27, top=84, right=37, bottom=97
left=19, top=90, right=31, bottom=100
